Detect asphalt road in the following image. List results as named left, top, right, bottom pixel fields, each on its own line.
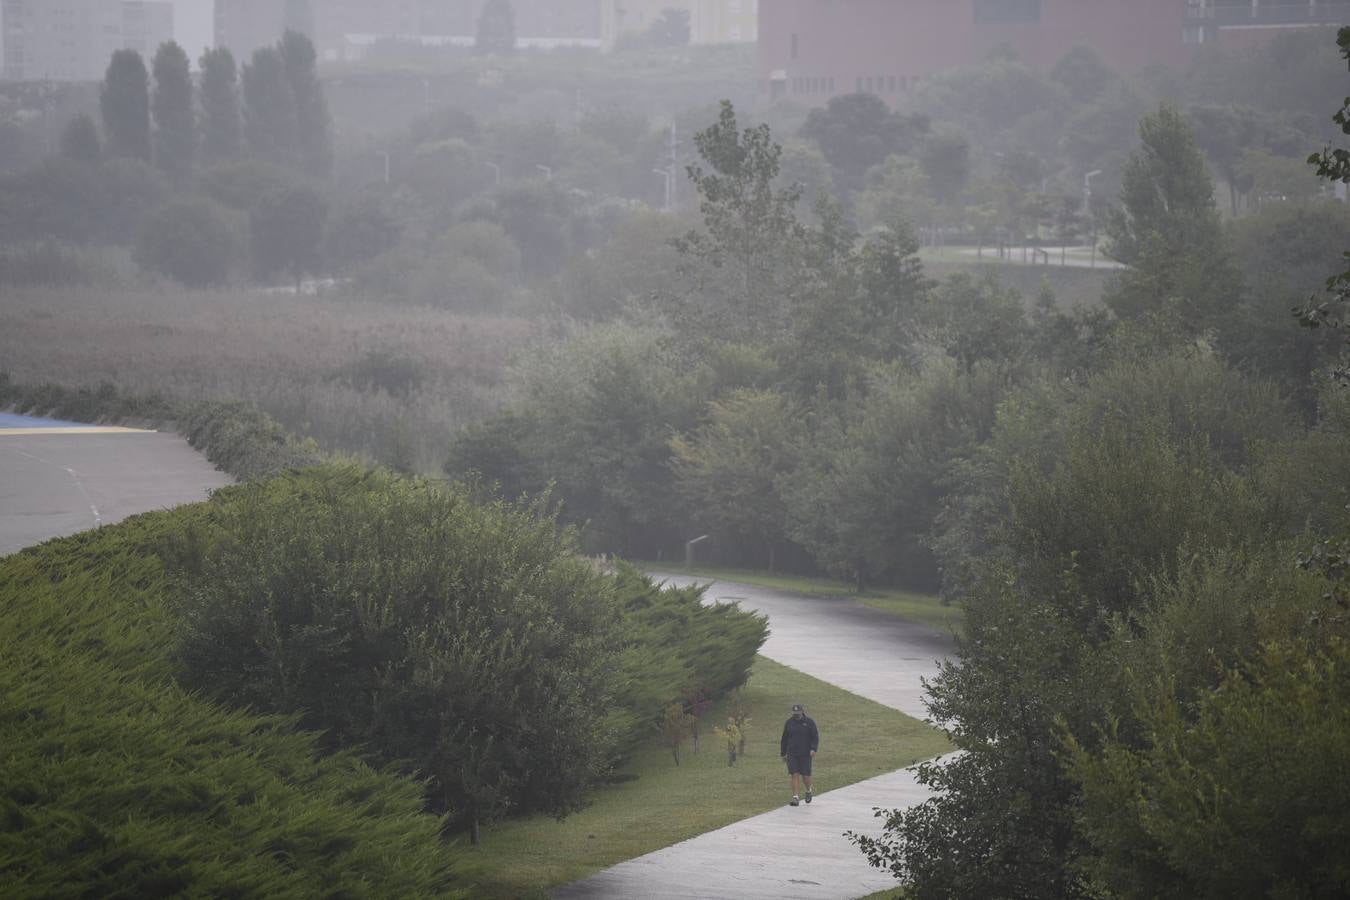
left=554, top=574, right=955, bottom=900
left=0, top=422, right=232, bottom=558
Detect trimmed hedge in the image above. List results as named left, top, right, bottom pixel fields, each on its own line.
left=0, top=512, right=464, bottom=897
left=0, top=373, right=324, bottom=481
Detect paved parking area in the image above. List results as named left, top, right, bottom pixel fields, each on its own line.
left=0, top=419, right=232, bottom=557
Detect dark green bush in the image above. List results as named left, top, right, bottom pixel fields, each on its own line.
left=171, top=466, right=621, bottom=841
left=178, top=399, right=325, bottom=480
left=606, top=562, right=767, bottom=755
left=0, top=514, right=463, bottom=898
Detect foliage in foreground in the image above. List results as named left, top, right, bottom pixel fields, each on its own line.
left=0, top=514, right=462, bottom=898
left=169, top=466, right=766, bottom=841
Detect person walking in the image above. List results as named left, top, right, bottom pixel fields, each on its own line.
left=779, top=702, right=819, bottom=807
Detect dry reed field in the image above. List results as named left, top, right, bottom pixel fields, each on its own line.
left=0, top=285, right=541, bottom=471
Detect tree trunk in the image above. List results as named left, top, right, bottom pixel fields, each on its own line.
left=768, top=543, right=776, bottom=573
left=469, top=813, right=480, bottom=846
left=672, top=745, right=681, bottom=766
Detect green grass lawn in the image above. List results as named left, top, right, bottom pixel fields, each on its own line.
left=637, top=561, right=963, bottom=636
left=449, top=655, right=950, bottom=899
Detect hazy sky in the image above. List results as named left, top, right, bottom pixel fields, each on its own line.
left=174, top=0, right=213, bottom=58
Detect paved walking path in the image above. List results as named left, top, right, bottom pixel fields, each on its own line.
left=0, top=416, right=232, bottom=558
left=554, top=574, right=956, bottom=900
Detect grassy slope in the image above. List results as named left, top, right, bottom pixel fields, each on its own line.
left=637, top=561, right=964, bottom=636
left=451, top=656, right=950, bottom=899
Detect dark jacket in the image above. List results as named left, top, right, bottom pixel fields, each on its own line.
left=780, top=715, right=819, bottom=757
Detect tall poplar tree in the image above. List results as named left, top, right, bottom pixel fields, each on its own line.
left=242, top=46, right=299, bottom=167
left=199, top=47, right=242, bottom=162
left=151, top=41, right=195, bottom=177
left=280, top=31, right=332, bottom=176
left=100, top=50, right=151, bottom=161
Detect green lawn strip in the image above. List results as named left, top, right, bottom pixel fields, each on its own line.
left=635, top=560, right=963, bottom=636
left=449, top=655, right=951, bottom=899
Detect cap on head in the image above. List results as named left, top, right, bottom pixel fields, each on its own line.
left=791, top=703, right=804, bottom=714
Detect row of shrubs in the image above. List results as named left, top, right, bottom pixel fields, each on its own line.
left=167, top=465, right=767, bottom=843
left=0, top=374, right=323, bottom=481
left=1, top=512, right=466, bottom=897
left=3, top=443, right=766, bottom=890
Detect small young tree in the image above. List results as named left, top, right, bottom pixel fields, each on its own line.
left=100, top=49, right=151, bottom=161
left=713, top=718, right=742, bottom=766
left=728, top=690, right=752, bottom=757
left=684, top=687, right=713, bottom=755
left=661, top=702, right=691, bottom=766
left=199, top=47, right=242, bottom=163
left=151, top=41, right=195, bottom=177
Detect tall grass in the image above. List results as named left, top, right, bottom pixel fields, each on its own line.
left=0, top=285, right=539, bottom=470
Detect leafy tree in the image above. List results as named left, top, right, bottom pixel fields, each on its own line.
left=199, top=47, right=242, bottom=162
left=279, top=30, right=331, bottom=177
left=151, top=41, right=195, bottom=177
left=174, top=466, right=620, bottom=845
left=242, top=46, right=298, bottom=167
left=676, top=101, right=807, bottom=341
left=799, top=92, right=928, bottom=194
left=58, top=113, right=100, bottom=164
left=476, top=0, right=516, bottom=54
left=648, top=7, right=691, bottom=47
left=135, top=195, right=242, bottom=286
left=917, top=124, right=970, bottom=209
left=323, top=194, right=402, bottom=272
left=100, top=49, right=151, bottom=161
left=1050, top=45, right=1115, bottom=105
left=1104, top=104, right=1242, bottom=338
left=249, top=184, right=328, bottom=288
left=670, top=389, right=800, bottom=570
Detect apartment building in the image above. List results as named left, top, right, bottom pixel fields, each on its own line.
left=1, top=0, right=172, bottom=81
left=618, top=0, right=759, bottom=44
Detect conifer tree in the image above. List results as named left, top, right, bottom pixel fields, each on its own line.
left=242, top=46, right=298, bottom=167
left=280, top=31, right=331, bottom=176
left=100, top=49, right=151, bottom=161
left=151, top=41, right=195, bottom=177
left=199, top=47, right=242, bottom=162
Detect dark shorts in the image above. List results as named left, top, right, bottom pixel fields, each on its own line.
left=785, top=754, right=812, bottom=776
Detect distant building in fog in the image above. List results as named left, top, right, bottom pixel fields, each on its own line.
left=618, top=0, right=758, bottom=44
left=1, top=0, right=173, bottom=81
left=759, top=0, right=1347, bottom=105
left=215, top=0, right=756, bottom=64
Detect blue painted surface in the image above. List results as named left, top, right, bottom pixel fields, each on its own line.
left=0, top=412, right=89, bottom=429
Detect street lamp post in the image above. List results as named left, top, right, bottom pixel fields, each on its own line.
left=485, top=161, right=501, bottom=186
left=376, top=150, right=391, bottom=184
left=1083, top=169, right=1103, bottom=267
left=535, top=164, right=553, bottom=181
left=653, top=167, right=673, bottom=212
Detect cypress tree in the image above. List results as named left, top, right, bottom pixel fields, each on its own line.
left=100, top=49, right=151, bottom=161
left=59, top=113, right=101, bottom=164
left=199, top=47, right=242, bottom=162
left=242, top=46, right=298, bottom=167
left=151, top=41, right=195, bottom=177
left=280, top=31, right=332, bottom=177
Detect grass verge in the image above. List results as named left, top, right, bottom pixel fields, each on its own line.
left=450, top=654, right=951, bottom=899
left=636, top=561, right=963, bottom=636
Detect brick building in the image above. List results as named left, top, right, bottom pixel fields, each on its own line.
left=759, top=0, right=1347, bottom=106
left=1, top=0, right=173, bottom=81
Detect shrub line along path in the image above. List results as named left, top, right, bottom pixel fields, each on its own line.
left=553, top=573, right=955, bottom=900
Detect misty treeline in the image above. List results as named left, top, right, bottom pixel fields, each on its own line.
left=445, top=37, right=1349, bottom=900
left=0, top=30, right=332, bottom=288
